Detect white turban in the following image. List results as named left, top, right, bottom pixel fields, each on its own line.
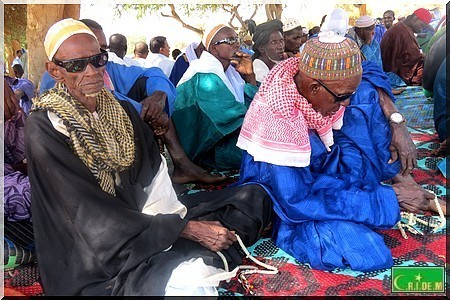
left=202, top=24, right=227, bottom=51
left=44, top=18, right=97, bottom=60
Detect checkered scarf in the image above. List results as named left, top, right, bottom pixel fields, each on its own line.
left=258, top=57, right=344, bottom=150
left=32, top=84, right=135, bottom=195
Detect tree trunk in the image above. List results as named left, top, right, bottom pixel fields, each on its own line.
left=26, top=4, right=80, bottom=87
left=265, top=4, right=283, bottom=21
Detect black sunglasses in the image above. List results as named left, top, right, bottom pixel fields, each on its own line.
left=316, top=79, right=356, bottom=103
left=214, top=37, right=239, bottom=46
left=52, top=49, right=108, bottom=73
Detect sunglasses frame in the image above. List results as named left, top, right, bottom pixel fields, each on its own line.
left=315, top=79, right=356, bottom=103
left=52, top=49, right=108, bottom=73
left=213, top=37, right=240, bottom=46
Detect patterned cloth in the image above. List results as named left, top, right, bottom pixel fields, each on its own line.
left=299, top=37, right=362, bottom=80
left=237, top=57, right=345, bottom=167
left=4, top=112, right=31, bottom=222
left=32, top=85, right=135, bottom=195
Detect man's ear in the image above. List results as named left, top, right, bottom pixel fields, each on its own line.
left=46, top=61, right=65, bottom=83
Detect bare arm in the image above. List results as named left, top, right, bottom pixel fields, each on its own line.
left=377, top=87, right=417, bottom=176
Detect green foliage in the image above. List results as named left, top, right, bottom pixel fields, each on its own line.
left=115, top=4, right=222, bottom=20
left=4, top=5, right=27, bottom=48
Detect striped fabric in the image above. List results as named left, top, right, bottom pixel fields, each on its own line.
left=32, top=84, right=135, bottom=195
left=44, top=18, right=97, bottom=61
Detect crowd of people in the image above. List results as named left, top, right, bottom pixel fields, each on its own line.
left=3, top=4, right=447, bottom=296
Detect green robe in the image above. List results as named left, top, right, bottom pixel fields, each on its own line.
left=173, top=72, right=257, bottom=170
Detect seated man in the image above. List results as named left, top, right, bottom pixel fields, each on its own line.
left=346, top=15, right=407, bottom=92
left=26, top=18, right=272, bottom=296
left=38, top=19, right=225, bottom=185
left=169, top=41, right=205, bottom=87
left=145, top=36, right=175, bottom=77
left=282, top=18, right=304, bottom=57
left=172, top=24, right=258, bottom=170
left=6, top=64, right=35, bottom=115
left=380, top=8, right=433, bottom=85
left=252, top=19, right=285, bottom=83
left=108, top=33, right=140, bottom=67
left=236, top=35, right=436, bottom=272
left=132, top=41, right=149, bottom=67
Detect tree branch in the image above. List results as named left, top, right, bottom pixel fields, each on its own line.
left=160, top=4, right=203, bottom=35
left=249, top=5, right=258, bottom=20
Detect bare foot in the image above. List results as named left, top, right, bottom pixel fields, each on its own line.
left=171, top=161, right=227, bottom=184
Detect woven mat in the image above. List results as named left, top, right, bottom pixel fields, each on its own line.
left=215, top=129, right=446, bottom=296
left=5, top=87, right=445, bottom=296
left=394, top=86, right=434, bottom=129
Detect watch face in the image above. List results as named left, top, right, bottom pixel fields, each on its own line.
left=391, top=113, right=404, bottom=123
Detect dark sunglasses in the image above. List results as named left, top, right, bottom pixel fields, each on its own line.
left=52, top=49, right=108, bottom=73
left=316, top=79, right=356, bottom=103
left=214, top=37, right=239, bottom=46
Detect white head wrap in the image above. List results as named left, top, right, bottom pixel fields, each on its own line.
left=202, top=24, right=227, bottom=51
left=320, top=8, right=349, bottom=39
left=44, top=18, right=97, bottom=60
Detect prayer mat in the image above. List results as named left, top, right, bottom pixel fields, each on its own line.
left=394, top=86, right=434, bottom=129
left=5, top=87, right=445, bottom=296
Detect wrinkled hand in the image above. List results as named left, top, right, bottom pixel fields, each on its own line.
left=181, top=220, right=237, bottom=252
left=140, top=91, right=166, bottom=124
left=149, top=112, right=169, bottom=136
left=4, top=79, right=21, bottom=121
left=392, top=181, right=434, bottom=214
left=231, top=51, right=254, bottom=76
left=389, top=124, right=417, bottom=176
left=430, top=137, right=448, bottom=157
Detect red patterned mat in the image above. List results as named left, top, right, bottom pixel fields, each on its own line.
left=4, top=131, right=445, bottom=296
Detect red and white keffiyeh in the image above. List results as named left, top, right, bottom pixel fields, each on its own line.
left=237, top=57, right=345, bottom=167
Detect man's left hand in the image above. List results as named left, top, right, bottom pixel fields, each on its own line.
left=140, top=91, right=166, bottom=124
left=389, top=123, right=417, bottom=176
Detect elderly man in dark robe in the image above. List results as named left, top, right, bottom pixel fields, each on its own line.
left=25, top=18, right=272, bottom=296
left=380, top=8, right=432, bottom=85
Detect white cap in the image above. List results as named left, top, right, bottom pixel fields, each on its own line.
left=355, top=15, right=375, bottom=28
left=283, top=18, right=302, bottom=32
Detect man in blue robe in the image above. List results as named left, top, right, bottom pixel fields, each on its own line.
left=236, top=36, right=434, bottom=272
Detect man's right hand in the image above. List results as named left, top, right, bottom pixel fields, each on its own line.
left=392, top=181, right=434, bottom=214
left=180, top=220, right=237, bottom=252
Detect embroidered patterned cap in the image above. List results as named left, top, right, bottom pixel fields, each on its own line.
left=298, top=36, right=362, bottom=80
left=44, top=18, right=97, bottom=61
